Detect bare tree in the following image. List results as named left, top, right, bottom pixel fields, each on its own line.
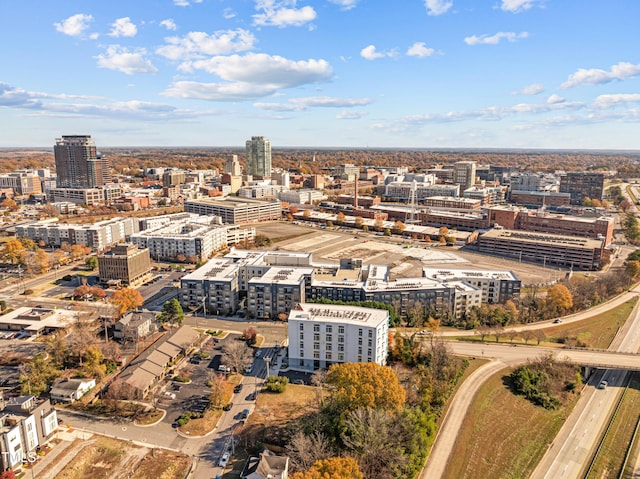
left=221, top=340, right=253, bottom=373
left=311, top=369, right=327, bottom=407
left=286, top=430, right=333, bottom=472
left=208, top=373, right=226, bottom=408
left=534, top=329, right=547, bottom=345
left=475, top=324, right=491, bottom=343
left=65, top=317, right=98, bottom=365
left=521, top=330, right=534, bottom=344
left=490, top=324, right=505, bottom=343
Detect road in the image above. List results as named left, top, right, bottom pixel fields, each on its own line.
left=422, top=292, right=640, bottom=479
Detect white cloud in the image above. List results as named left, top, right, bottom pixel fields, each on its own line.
left=406, top=42, right=436, bottom=58
left=513, top=83, right=544, bottom=95
left=160, top=19, right=177, bottom=31
left=464, top=31, right=528, bottom=45
left=54, top=13, right=94, bottom=37
left=173, top=0, right=203, bottom=6
left=254, top=96, right=372, bottom=111
left=163, top=53, right=333, bottom=101
left=223, top=8, right=236, bottom=19
left=0, top=82, right=203, bottom=120
left=561, top=62, right=640, bottom=89
left=157, top=29, right=256, bottom=61
left=96, top=46, right=158, bottom=75
left=253, top=0, right=317, bottom=28
left=109, top=17, right=137, bottom=38
left=546, top=94, right=564, bottom=104
left=360, top=45, right=396, bottom=60
left=424, top=0, right=453, bottom=16
left=328, top=0, right=359, bottom=10
left=337, top=110, right=368, bottom=119
left=500, top=0, right=543, bottom=13
left=593, top=93, right=640, bottom=108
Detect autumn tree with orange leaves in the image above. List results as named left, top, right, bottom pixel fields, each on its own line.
left=290, top=457, right=363, bottom=479
left=109, top=287, right=144, bottom=317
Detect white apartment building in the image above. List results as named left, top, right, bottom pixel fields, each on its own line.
left=16, top=217, right=137, bottom=250
left=384, top=182, right=460, bottom=202
left=288, top=304, right=389, bottom=372
left=279, top=189, right=326, bottom=205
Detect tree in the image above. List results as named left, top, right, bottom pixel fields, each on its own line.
left=0, top=469, right=16, bottom=479
left=208, top=373, right=227, bottom=408
left=287, top=431, right=333, bottom=473
left=521, top=330, right=534, bottom=344
left=70, top=244, right=90, bottom=260
left=545, top=284, right=573, bottom=316
left=626, top=260, right=640, bottom=279
left=373, top=217, right=384, bottom=232
left=303, top=209, right=311, bottom=218
left=336, top=212, right=346, bottom=224
left=1, top=198, right=18, bottom=211
left=221, top=340, right=253, bottom=373
left=158, top=298, right=184, bottom=326
left=83, top=346, right=107, bottom=378
left=290, top=457, right=363, bottom=479
left=19, top=354, right=60, bottom=396
left=325, top=362, right=405, bottom=413
left=392, top=221, right=405, bottom=235
left=109, top=287, right=144, bottom=317
left=254, top=234, right=272, bottom=247
left=85, top=256, right=98, bottom=270
left=341, top=408, right=405, bottom=478
left=242, top=326, right=257, bottom=346
left=0, top=238, right=26, bottom=264
left=354, top=216, right=364, bottom=228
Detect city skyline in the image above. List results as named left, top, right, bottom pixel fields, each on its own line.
left=1, top=1, right=640, bottom=149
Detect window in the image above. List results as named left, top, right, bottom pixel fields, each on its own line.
left=326, top=343, right=332, bottom=351
left=299, top=359, right=304, bottom=366
left=313, top=333, right=320, bottom=341
left=299, top=323, right=304, bottom=331
left=358, top=338, right=362, bottom=345
left=358, top=347, right=362, bottom=354
left=338, top=335, right=345, bottom=343
left=358, top=328, right=363, bottom=336
left=314, top=342, right=320, bottom=350
left=338, top=344, right=344, bottom=352
left=338, top=353, right=344, bottom=361
left=358, top=356, right=362, bottom=362
left=368, top=339, right=372, bottom=347
left=338, top=326, right=345, bottom=334
left=300, top=350, right=304, bottom=357
left=368, top=348, right=372, bottom=356
left=299, top=332, right=304, bottom=340
left=326, top=352, right=332, bottom=360
left=299, top=341, right=304, bottom=350
left=313, top=351, right=320, bottom=359
left=368, top=329, right=373, bottom=337
left=313, top=324, right=320, bottom=332
left=326, top=334, right=332, bottom=342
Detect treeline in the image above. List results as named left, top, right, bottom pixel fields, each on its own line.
left=282, top=340, right=468, bottom=479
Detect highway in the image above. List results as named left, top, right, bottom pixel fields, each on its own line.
left=422, top=292, right=640, bottom=479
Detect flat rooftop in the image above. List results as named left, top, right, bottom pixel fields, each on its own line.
left=480, top=229, right=604, bottom=248
left=290, top=303, right=388, bottom=327
left=422, top=267, right=520, bottom=282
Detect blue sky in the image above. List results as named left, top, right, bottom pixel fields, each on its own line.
left=1, top=0, right=640, bottom=149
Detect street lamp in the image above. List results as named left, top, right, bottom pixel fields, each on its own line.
left=264, top=356, right=271, bottom=379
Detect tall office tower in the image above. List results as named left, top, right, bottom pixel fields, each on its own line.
left=224, top=154, right=243, bottom=176
left=559, top=171, right=605, bottom=206
left=453, top=161, right=477, bottom=191
left=54, top=135, right=110, bottom=188
left=245, top=136, right=272, bottom=178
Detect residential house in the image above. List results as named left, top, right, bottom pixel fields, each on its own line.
left=50, top=378, right=96, bottom=404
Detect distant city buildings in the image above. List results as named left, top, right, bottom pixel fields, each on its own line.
left=559, top=171, right=605, bottom=205
left=246, top=136, right=272, bottom=178
left=184, top=197, right=282, bottom=223
left=453, top=161, right=477, bottom=190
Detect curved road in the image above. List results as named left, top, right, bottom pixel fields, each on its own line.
left=421, top=286, right=640, bottom=479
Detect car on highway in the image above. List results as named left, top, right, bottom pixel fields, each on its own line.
left=552, top=319, right=563, bottom=324
left=234, top=384, right=243, bottom=393
left=598, top=380, right=608, bottom=389
left=240, top=408, right=250, bottom=419
left=218, top=452, right=230, bottom=468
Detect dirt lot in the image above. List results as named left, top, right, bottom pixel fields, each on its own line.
left=256, top=222, right=554, bottom=285
left=56, top=436, right=190, bottom=479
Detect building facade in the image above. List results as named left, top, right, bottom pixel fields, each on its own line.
left=559, top=172, right=605, bottom=205
left=98, top=243, right=151, bottom=286
left=184, top=197, right=282, bottom=223
left=287, top=304, right=389, bottom=372
left=54, top=135, right=110, bottom=189
left=453, top=161, right=477, bottom=190
left=246, top=136, right=272, bottom=178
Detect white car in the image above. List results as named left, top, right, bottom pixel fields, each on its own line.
left=218, top=452, right=230, bottom=468
left=163, top=391, right=176, bottom=400
left=598, top=380, right=608, bottom=389
left=245, top=364, right=253, bottom=374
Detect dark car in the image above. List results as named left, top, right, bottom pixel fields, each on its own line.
left=223, top=403, right=233, bottom=411
left=234, top=384, right=243, bottom=394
